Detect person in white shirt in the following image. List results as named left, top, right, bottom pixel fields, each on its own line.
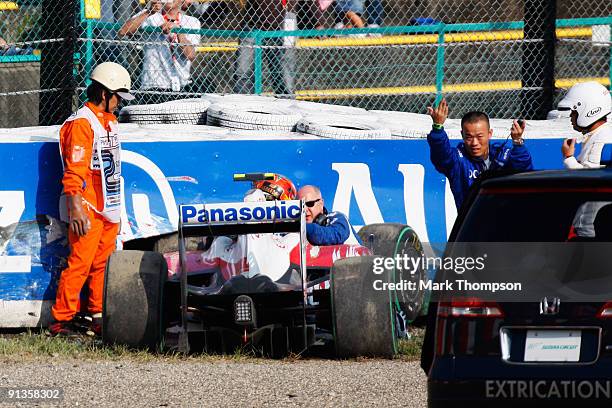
left=560, top=81, right=612, bottom=169
left=233, top=0, right=295, bottom=96
left=118, top=0, right=201, bottom=104
left=558, top=81, right=612, bottom=238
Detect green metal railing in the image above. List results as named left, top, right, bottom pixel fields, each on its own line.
left=74, top=16, right=612, bottom=101
left=0, top=54, right=39, bottom=62
left=4, top=14, right=608, bottom=104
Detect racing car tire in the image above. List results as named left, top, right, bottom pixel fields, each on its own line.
left=151, top=232, right=204, bottom=254
left=331, top=256, right=397, bottom=358
left=152, top=232, right=180, bottom=254
left=358, top=223, right=425, bottom=322
left=103, top=250, right=167, bottom=350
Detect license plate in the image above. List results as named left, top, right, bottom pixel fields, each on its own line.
left=524, top=330, right=581, bottom=362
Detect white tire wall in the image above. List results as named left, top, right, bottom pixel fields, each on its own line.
left=118, top=99, right=210, bottom=125
left=296, top=114, right=391, bottom=139
left=206, top=103, right=303, bottom=131
left=288, top=100, right=368, bottom=116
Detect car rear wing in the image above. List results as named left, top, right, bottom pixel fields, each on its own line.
left=175, top=199, right=308, bottom=350
left=233, top=172, right=276, bottom=182
left=178, top=200, right=304, bottom=237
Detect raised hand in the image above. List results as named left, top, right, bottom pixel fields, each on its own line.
left=148, top=0, right=163, bottom=14
left=427, top=98, right=449, bottom=126
left=510, top=119, right=526, bottom=141
left=161, top=20, right=177, bottom=34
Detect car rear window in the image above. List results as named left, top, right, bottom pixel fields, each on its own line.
left=455, top=187, right=612, bottom=242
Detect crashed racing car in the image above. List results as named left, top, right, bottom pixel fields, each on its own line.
left=102, top=173, right=426, bottom=357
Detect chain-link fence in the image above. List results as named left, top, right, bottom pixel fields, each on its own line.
left=0, top=0, right=610, bottom=127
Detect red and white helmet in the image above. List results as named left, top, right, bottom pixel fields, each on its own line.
left=558, top=82, right=611, bottom=128
left=254, top=174, right=297, bottom=201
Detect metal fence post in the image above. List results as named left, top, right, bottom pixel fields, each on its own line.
left=435, top=24, right=446, bottom=106
left=39, top=0, right=78, bottom=125
left=254, top=31, right=263, bottom=94
left=80, top=0, right=99, bottom=105
left=81, top=19, right=94, bottom=105
left=521, top=0, right=556, bottom=119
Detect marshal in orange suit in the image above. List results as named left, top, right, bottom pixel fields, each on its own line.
left=50, top=62, right=134, bottom=337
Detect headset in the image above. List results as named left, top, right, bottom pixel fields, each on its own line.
left=313, top=211, right=328, bottom=226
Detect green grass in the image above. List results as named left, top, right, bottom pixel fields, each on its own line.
left=0, top=330, right=155, bottom=361
left=397, top=326, right=425, bottom=360
left=0, top=327, right=426, bottom=362
left=0, top=330, right=270, bottom=363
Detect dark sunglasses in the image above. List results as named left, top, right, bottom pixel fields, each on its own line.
left=305, top=198, right=321, bottom=208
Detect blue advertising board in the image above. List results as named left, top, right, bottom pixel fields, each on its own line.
left=0, top=138, right=563, bottom=325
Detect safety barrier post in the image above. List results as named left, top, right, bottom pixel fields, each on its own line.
left=84, top=20, right=94, bottom=84
left=522, top=0, right=556, bottom=119
left=39, top=0, right=78, bottom=125
left=79, top=0, right=98, bottom=105
left=609, top=24, right=612, bottom=89
left=435, top=24, right=446, bottom=106
left=254, top=31, right=263, bottom=94
left=79, top=20, right=94, bottom=105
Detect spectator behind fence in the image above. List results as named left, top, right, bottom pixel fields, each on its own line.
left=182, top=0, right=233, bottom=27
left=118, top=0, right=201, bottom=104
left=233, top=0, right=295, bottom=96
left=334, top=0, right=366, bottom=30
left=0, top=35, right=34, bottom=56
left=94, top=0, right=127, bottom=66
left=366, top=0, right=383, bottom=28
left=298, top=0, right=325, bottom=30
left=426, top=98, right=534, bottom=209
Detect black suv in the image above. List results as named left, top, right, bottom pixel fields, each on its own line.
left=421, top=169, right=612, bottom=408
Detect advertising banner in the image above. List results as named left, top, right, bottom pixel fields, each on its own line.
left=0, top=137, right=563, bottom=325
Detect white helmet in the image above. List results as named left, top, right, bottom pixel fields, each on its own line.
left=558, top=82, right=611, bottom=128
left=90, top=62, right=135, bottom=100
left=546, top=109, right=571, bottom=120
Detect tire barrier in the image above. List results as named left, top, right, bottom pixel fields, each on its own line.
left=206, top=102, right=303, bottom=131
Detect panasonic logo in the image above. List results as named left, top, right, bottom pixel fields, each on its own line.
left=180, top=201, right=301, bottom=224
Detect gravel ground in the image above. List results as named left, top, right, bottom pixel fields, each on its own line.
left=0, top=358, right=427, bottom=407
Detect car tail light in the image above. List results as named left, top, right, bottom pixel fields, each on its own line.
left=438, top=298, right=504, bottom=318
left=234, top=295, right=256, bottom=325
left=597, top=302, right=612, bottom=318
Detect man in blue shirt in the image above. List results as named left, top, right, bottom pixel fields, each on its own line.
left=297, top=185, right=361, bottom=245
left=427, top=98, right=534, bottom=209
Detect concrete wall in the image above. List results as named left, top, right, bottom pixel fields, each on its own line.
left=0, top=63, right=39, bottom=128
